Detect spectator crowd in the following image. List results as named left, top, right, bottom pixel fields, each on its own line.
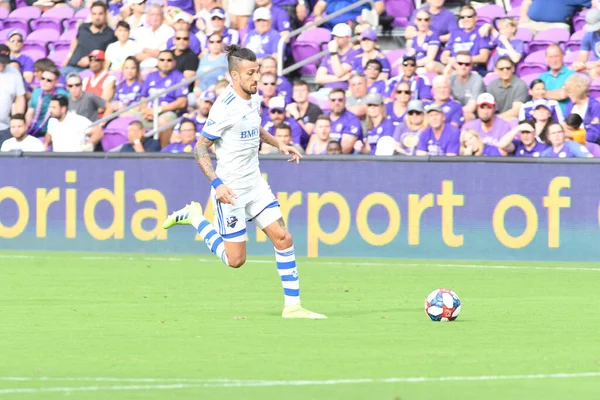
left=1, top=0, right=600, bottom=158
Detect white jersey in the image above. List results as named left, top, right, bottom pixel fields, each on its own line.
left=201, top=85, right=263, bottom=191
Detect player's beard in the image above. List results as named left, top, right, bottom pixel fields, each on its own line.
left=242, top=81, right=258, bottom=96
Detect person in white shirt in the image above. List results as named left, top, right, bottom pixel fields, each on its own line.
left=45, top=95, right=104, bottom=152
left=105, top=21, right=140, bottom=71
left=135, top=5, right=176, bottom=69
left=0, top=114, right=45, bottom=152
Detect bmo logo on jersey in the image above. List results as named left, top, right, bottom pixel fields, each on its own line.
left=240, top=128, right=259, bottom=139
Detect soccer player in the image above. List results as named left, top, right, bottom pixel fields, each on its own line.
left=162, top=45, right=326, bottom=320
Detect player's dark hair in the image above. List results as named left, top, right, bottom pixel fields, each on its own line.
left=116, top=21, right=131, bottom=31
left=91, top=0, right=108, bottom=11
left=51, top=95, right=69, bottom=108
left=329, top=88, right=346, bottom=97
left=159, top=49, right=175, bottom=59
left=123, top=56, right=141, bottom=81
left=565, top=113, right=583, bottom=129
left=316, top=114, right=331, bottom=123
left=225, top=44, right=257, bottom=74
left=530, top=79, right=544, bottom=89
left=33, top=58, right=57, bottom=73
left=179, top=118, right=196, bottom=130
left=129, top=120, right=144, bottom=130
left=275, top=123, right=291, bottom=134
left=10, top=113, right=26, bottom=122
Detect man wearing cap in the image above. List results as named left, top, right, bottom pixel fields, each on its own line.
left=198, top=8, right=240, bottom=49
left=264, top=96, right=310, bottom=149
left=247, top=0, right=291, bottom=37
left=316, top=23, right=358, bottom=91
left=365, top=59, right=387, bottom=97
left=82, top=50, right=116, bottom=106
left=6, top=30, right=34, bottom=84
left=573, top=9, right=600, bottom=80
left=393, top=99, right=427, bottom=155
left=327, top=88, right=363, bottom=153
left=135, top=5, right=176, bottom=69
left=497, top=119, right=549, bottom=157
left=416, top=103, right=461, bottom=156
left=461, top=93, right=511, bottom=146
left=487, top=56, right=528, bottom=120
left=425, top=75, right=464, bottom=128
left=352, top=30, right=391, bottom=80
left=406, top=0, right=457, bottom=45
left=244, top=8, right=281, bottom=61
left=187, top=90, right=215, bottom=134
left=138, top=49, right=188, bottom=147
left=63, top=1, right=116, bottom=76
left=166, top=14, right=202, bottom=55
left=386, top=55, right=432, bottom=101
left=0, top=45, right=26, bottom=147
left=448, top=51, right=485, bottom=122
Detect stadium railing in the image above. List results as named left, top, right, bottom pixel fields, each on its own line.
left=88, top=66, right=229, bottom=142
left=276, top=0, right=376, bottom=77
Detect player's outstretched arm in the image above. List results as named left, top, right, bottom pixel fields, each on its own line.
left=259, top=127, right=302, bottom=164
left=194, top=137, right=237, bottom=204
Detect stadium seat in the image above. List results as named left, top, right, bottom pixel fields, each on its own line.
left=2, top=7, right=42, bottom=35
left=23, top=28, right=60, bottom=55
left=53, top=29, right=78, bottom=52
left=384, top=0, right=414, bottom=28
left=507, top=6, right=520, bottom=18
left=22, top=47, right=47, bottom=62
left=291, top=28, right=331, bottom=75
left=586, top=142, right=600, bottom=157
left=31, top=6, right=74, bottom=33
left=528, top=28, right=570, bottom=54
left=589, top=77, right=600, bottom=99
left=476, top=4, right=505, bottom=26
left=48, top=49, right=70, bottom=66
left=66, top=8, right=90, bottom=31
left=517, top=50, right=547, bottom=76
left=515, top=27, right=533, bottom=43
left=566, top=30, right=586, bottom=52
left=0, top=7, right=9, bottom=29
left=573, top=9, right=588, bottom=32
left=102, top=116, right=140, bottom=152
left=0, top=28, right=18, bottom=43
left=520, top=73, right=541, bottom=87
left=564, top=50, right=581, bottom=66
left=383, top=49, right=406, bottom=77
left=483, top=72, right=499, bottom=87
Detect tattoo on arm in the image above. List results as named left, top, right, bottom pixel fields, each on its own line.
left=194, top=137, right=217, bottom=181
left=260, top=127, right=280, bottom=148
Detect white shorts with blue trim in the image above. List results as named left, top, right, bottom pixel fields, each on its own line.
left=211, top=178, right=281, bottom=242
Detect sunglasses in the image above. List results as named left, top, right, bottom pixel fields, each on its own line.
left=270, top=109, right=283, bottom=114
left=175, top=37, right=189, bottom=41
left=457, top=61, right=472, bottom=66
left=520, top=130, right=535, bottom=134
left=416, top=17, right=430, bottom=22
left=159, top=58, right=174, bottom=62
left=9, top=38, right=23, bottom=43
left=396, top=90, right=411, bottom=95
left=403, top=62, right=416, bottom=67
left=408, top=111, right=423, bottom=115
left=41, top=76, right=55, bottom=82
left=67, top=83, right=82, bottom=88
left=262, top=82, right=276, bottom=86
left=497, top=66, right=513, bottom=71
left=89, top=57, right=102, bottom=62
left=459, top=14, right=475, bottom=19
left=367, top=104, right=380, bottom=107
left=366, top=66, right=381, bottom=71
left=478, top=105, right=493, bottom=109
left=329, top=98, right=344, bottom=103
left=209, top=40, right=222, bottom=43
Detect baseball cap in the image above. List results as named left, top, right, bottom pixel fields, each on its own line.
left=331, top=23, right=352, bottom=38
left=360, top=29, right=378, bottom=41
left=407, top=100, right=424, bottom=113
left=425, top=103, right=444, bottom=114
left=88, top=49, right=105, bottom=60
left=533, top=99, right=551, bottom=110
left=210, top=7, right=226, bottom=19
left=0, top=45, right=10, bottom=64
left=128, top=0, right=145, bottom=4
left=8, top=29, right=24, bottom=39
left=269, top=96, right=285, bottom=111
left=364, top=93, right=383, bottom=106
left=585, top=8, right=600, bottom=32
left=200, top=91, right=216, bottom=103
left=253, top=7, right=272, bottom=21
left=174, top=13, right=192, bottom=23
left=476, top=92, right=496, bottom=107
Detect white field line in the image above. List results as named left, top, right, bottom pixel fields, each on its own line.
left=0, top=253, right=600, bottom=272
left=0, top=372, right=599, bottom=394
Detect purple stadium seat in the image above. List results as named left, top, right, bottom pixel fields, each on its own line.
left=383, top=49, right=406, bottom=77
left=23, top=28, right=60, bottom=54
left=515, top=27, right=533, bottom=43
left=566, top=30, right=586, bottom=52
left=573, top=9, right=588, bottom=32
left=3, top=7, right=42, bottom=35
left=53, top=29, right=78, bottom=52
left=528, top=28, right=570, bottom=54
left=586, top=142, right=600, bottom=157
left=31, top=6, right=74, bottom=33
left=517, top=50, right=547, bottom=76
left=66, top=8, right=90, bottom=30
left=483, top=72, right=499, bottom=87
left=291, top=28, right=331, bottom=75
left=48, top=50, right=70, bottom=66
left=507, top=6, right=520, bottom=18
left=0, top=7, right=9, bottom=21
left=564, top=50, right=581, bottom=66
left=507, top=119, right=518, bottom=129
left=520, top=73, right=540, bottom=87
left=589, top=78, right=600, bottom=99
left=476, top=4, right=505, bottom=26
left=80, top=70, right=94, bottom=81
left=21, top=47, right=47, bottom=61
left=385, top=0, right=414, bottom=28
left=102, top=116, right=139, bottom=151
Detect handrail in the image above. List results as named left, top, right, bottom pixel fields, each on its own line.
left=276, top=0, right=375, bottom=78
left=89, top=65, right=228, bottom=129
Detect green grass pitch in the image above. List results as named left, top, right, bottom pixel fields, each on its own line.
left=1, top=251, right=600, bottom=399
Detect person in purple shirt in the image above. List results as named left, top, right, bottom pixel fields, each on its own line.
left=352, top=30, right=391, bottom=80
left=406, top=0, right=457, bottom=44
left=441, top=5, right=491, bottom=75
left=198, top=8, right=240, bottom=49
left=272, top=0, right=306, bottom=30
left=459, top=128, right=505, bottom=156
left=564, top=74, right=600, bottom=144
left=461, top=93, right=511, bottom=146
left=385, top=81, right=411, bottom=127
left=259, top=72, right=280, bottom=126
left=518, top=79, right=564, bottom=123
left=260, top=56, right=293, bottom=104
left=354, top=93, right=395, bottom=155
left=407, top=9, right=441, bottom=72
left=541, top=122, right=593, bottom=158
left=424, top=75, right=464, bottom=128
left=264, top=96, right=310, bottom=148
left=112, top=56, right=143, bottom=110
left=6, top=30, right=34, bottom=84
left=247, top=0, right=292, bottom=35
left=327, top=88, right=363, bottom=154
left=365, top=59, right=387, bottom=97
left=416, top=104, right=461, bottom=156
left=393, top=100, right=427, bottom=155
left=138, top=50, right=188, bottom=147
left=162, top=118, right=198, bottom=153
left=386, top=55, right=432, bottom=101
left=316, top=23, right=359, bottom=91
left=166, top=14, right=202, bottom=55
left=497, top=119, right=549, bottom=157
left=479, top=17, right=524, bottom=72
left=165, top=0, right=197, bottom=16
left=244, top=8, right=281, bottom=61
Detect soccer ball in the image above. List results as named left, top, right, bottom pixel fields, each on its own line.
left=425, top=288, right=461, bottom=322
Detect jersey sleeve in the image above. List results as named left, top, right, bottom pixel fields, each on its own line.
left=569, top=142, right=591, bottom=157
left=581, top=32, right=593, bottom=52
left=201, top=102, right=233, bottom=140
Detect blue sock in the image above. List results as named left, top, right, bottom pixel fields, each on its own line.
left=193, top=217, right=229, bottom=266
left=275, top=245, right=300, bottom=306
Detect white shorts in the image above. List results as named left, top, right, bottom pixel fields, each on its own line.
left=211, top=178, right=282, bottom=242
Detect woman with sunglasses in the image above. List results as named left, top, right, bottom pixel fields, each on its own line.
left=197, top=33, right=228, bottom=92
left=518, top=79, right=564, bottom=123
left=407, top=9, right=441, bottom=73
left=541, top=122, right=593, bottom=158
left=351, top=29, right=391, bottom=81
left=111, top=56, right=142, bottom=114
left=354, top=93, right=395, bottom=155
left=497, top=119, right=548, bottom=157
left=459, top=128, right=505, bottom=156
left=386, top=81, right=411, bottom=126
left=392, top=100, right=427, bottom=156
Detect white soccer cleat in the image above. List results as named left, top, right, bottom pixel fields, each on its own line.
left=162, top=202, right=203, bottom=229
left=282, top=305, right=327, bottom=319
